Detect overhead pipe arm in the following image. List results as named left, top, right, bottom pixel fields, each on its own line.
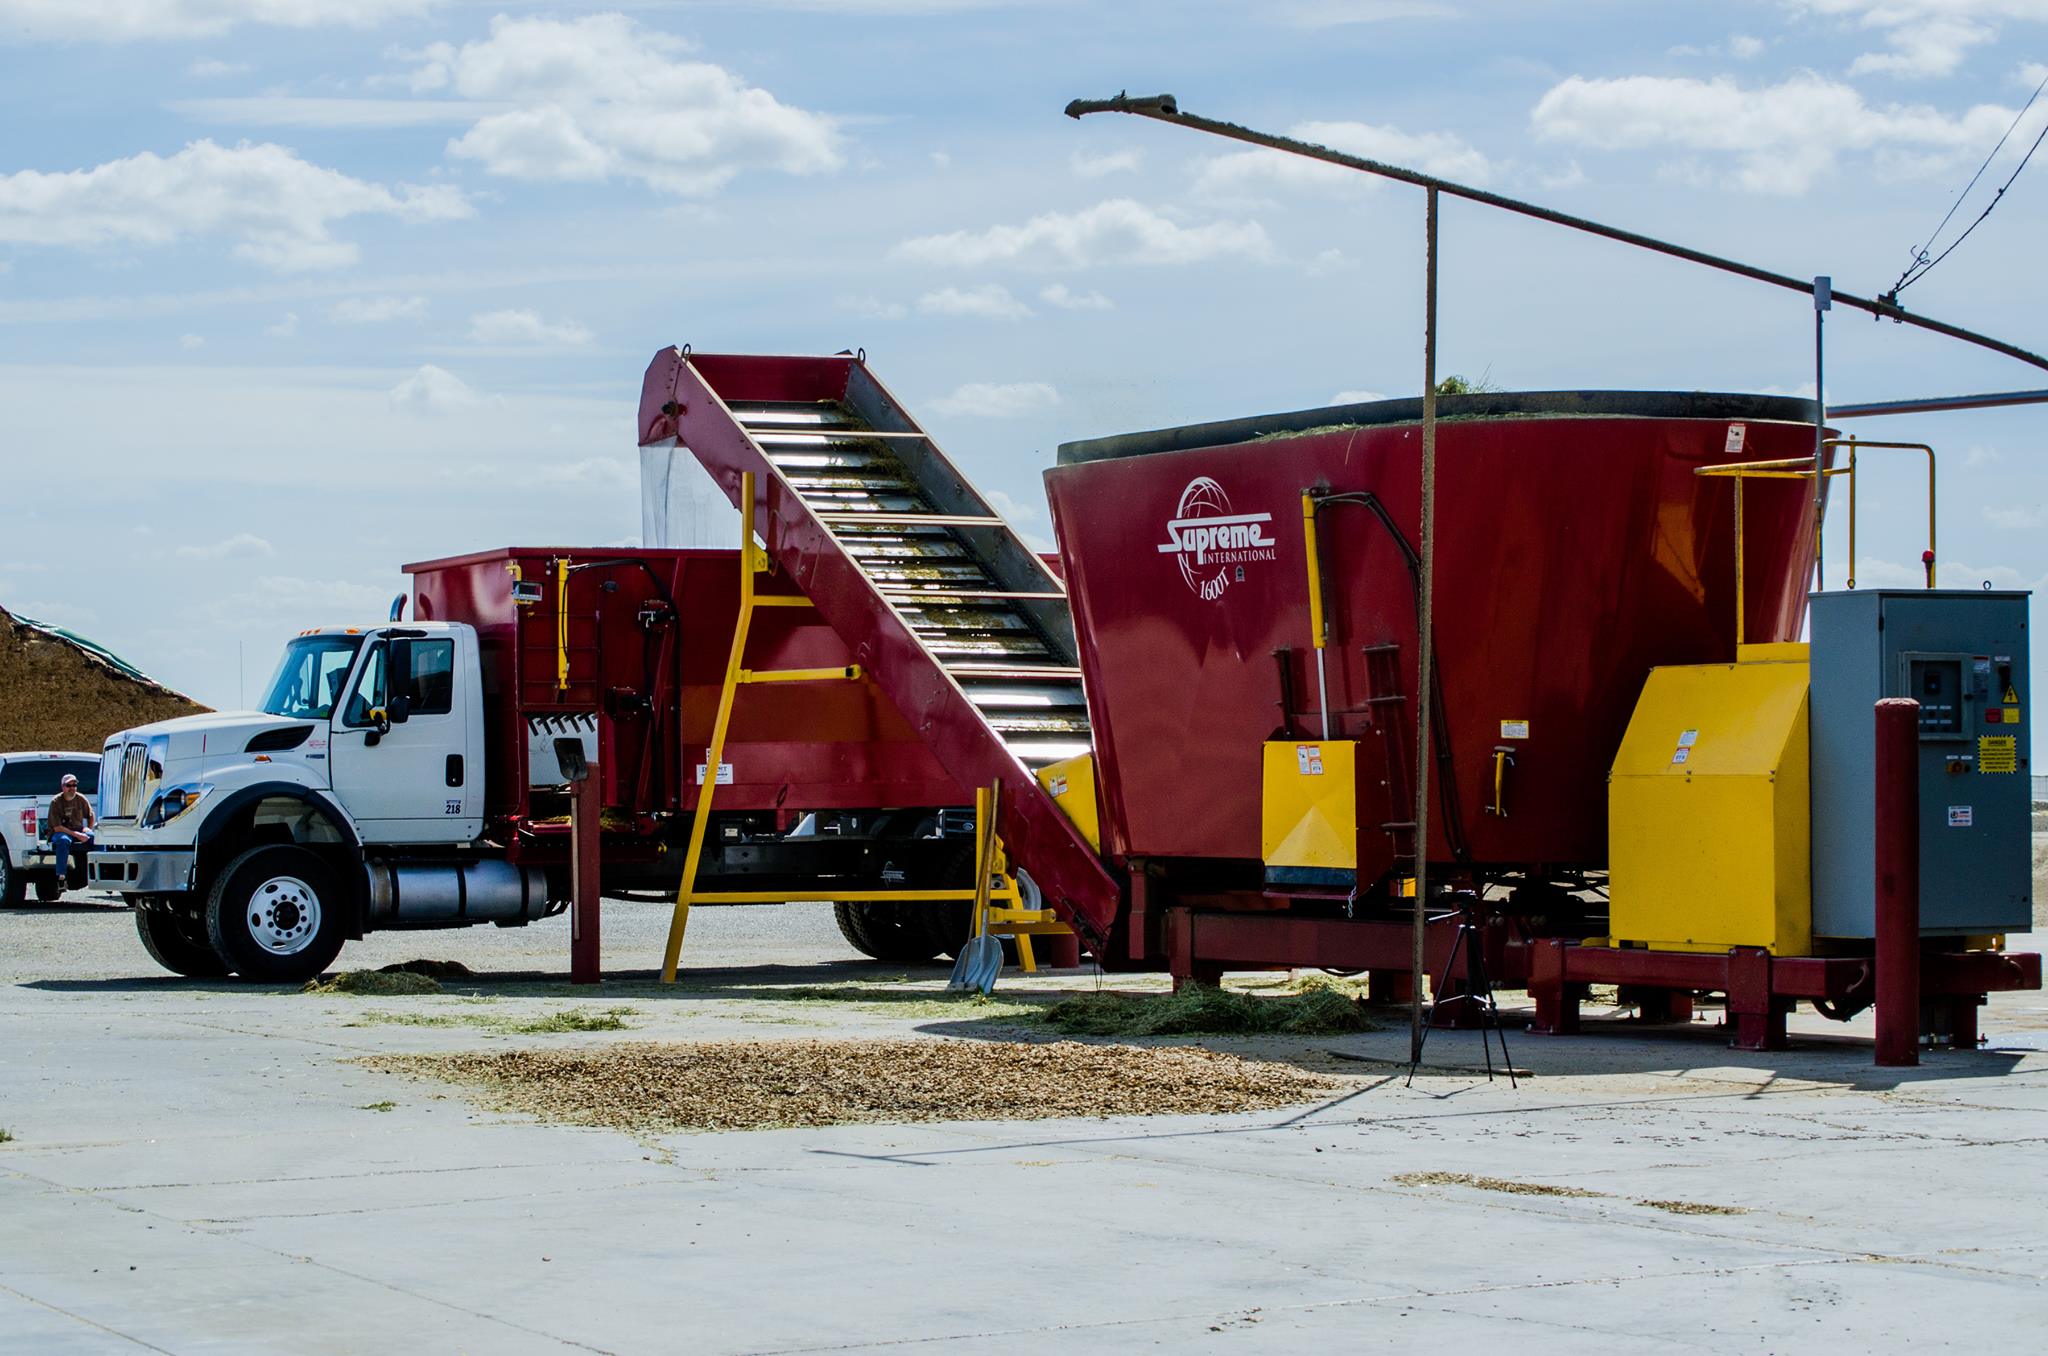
left=1065, top=93, right=2048, bottom=375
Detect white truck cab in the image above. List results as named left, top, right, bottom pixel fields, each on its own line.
left=93, top=623, right=521, bottom=982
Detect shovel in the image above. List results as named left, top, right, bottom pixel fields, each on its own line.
left=948, top=785, right=1005, bottom=995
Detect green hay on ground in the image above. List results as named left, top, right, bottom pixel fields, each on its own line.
left=0, top=1128, right=13, bottom=1144
left=1638, top=1198, right=1748, bottom=1216
left=358, top=1101, right=397, bottom=1112
left=304, top=970, right=441, bottom=996
left=1039, top=984, right=1376, bottom=1038
left=1393, top=1171, right=1601, bottom=1199
left=503, top=1007, right=635, bottom=1033
left=379, top=959, right=474, bottom=980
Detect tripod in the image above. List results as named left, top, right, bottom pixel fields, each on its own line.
left=1406, top=897, right=1517, bottom=1088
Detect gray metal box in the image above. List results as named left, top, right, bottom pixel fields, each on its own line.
left=1810, top=590, right=2032, bottom=938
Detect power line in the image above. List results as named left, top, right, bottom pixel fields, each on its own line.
left=1890, top=67, right=2048, bottom=298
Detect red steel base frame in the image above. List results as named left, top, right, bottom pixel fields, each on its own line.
left=1158, top=908, right=2042, bottom=1052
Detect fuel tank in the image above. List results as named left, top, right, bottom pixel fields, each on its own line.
left=1046, top=391, right=1826, bottom=883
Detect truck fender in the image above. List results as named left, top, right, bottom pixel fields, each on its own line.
left=194, top=783, right=362, bottom=852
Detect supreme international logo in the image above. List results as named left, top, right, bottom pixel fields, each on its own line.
left=1157, top=476, right=1277, bottom=601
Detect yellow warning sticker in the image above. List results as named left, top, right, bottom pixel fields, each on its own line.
left=1500, top=719, right=1530, bottom=740
left=2003, top=684, right=2020, bottom=704
left=1979, top=735, right=2019, bottom=774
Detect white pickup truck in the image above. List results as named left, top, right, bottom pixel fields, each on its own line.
left=0, top=751, right=102, bottom=905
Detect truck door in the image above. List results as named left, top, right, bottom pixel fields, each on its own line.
left=327, top=631, right=482, bottom=844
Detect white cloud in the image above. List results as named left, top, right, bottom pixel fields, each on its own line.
left=1331, top=389, right=1388, bottom=403
left=896, top=199, right=1273, bottom=269
left=916, top=283, right=1032, bottom=320
left=402, top=14, right=842, bottom=196
left=1071, top=148, right=1142, bottom=178
left=176, top=532, right=273, bottom=561
left=0, top=1, right=433, bottom=41
left=1786, top=1, right=2048, bottom=80
left=1531, top=72, right=2048, bottom=193
left=178, top=333, right=204, bottom=349
left=930, top=150, right=952, bottom=169
left=1984, top=504, right=2044, bottom=529
left=1195, top=120, right=1495, bottom=196
left=330, top=294, right=428, bottom=324
left=928, top=381, right=1060, bottom=418
left=984, top=487, right=1043, bottom=524
left=1729, top=33, right=1768, bottom=59
left=838, top=295, right=908, bottom=320
left=1040, top=283, right=1112, bottom=311
left=466, top=308, right=592, bottom=345
left=264, top=312, right=299, bottom=338
left=1966, top=445, right=2003, bottom=467
left=0, top=139, right=469, bottom=271
left=187, top=58, right=253, bottom=79
left=390, top=364, right=480, bottom=413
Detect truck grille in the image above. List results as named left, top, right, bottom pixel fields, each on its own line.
left=116, top=742, right=151, bottom=818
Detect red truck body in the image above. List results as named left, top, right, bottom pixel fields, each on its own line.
left=405, top=547, right=967, bottom=836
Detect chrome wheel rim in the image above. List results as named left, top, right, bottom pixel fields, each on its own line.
left=248, top=875, right=320, bottom=955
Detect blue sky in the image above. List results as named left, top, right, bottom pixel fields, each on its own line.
left=1, top=0, right=2044, bottom=711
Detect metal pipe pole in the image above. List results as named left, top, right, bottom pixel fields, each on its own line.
left=1063, top=94, right=2048, bottom=376
left=1411, top=186, right=1440, bottom=1065
left=1814, top=277, right=1830, bottom=593
left=1874, top=698, right=1921, bottom=1067
left=570, top=752, right=602, bottom=985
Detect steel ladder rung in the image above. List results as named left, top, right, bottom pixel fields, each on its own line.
left=817, top=512, right=1002, bottom=528
left=949, top=662, right=1085, bottom=680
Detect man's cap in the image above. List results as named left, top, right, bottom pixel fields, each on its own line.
left=60, top=774, right=78, bottom=785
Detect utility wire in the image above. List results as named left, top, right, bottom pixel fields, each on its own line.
left=1890, top=67, right=2048, bottom=299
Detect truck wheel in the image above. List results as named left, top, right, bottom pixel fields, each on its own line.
left=832, top=901, right=946, bottom=964
left=0, top=851, right=22, bottom=908
left=34, top=875, right=64, bottom=903
left=204, top=845, right=346, bottom=983
left=136, top=909, right=231, bottom=979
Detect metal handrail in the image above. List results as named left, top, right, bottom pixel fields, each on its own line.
left=1823, top=438, right=1936, bottom=590
left=1695, top=441, right=1937, bottom=645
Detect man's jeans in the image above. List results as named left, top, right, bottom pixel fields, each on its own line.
left=52, top=831, right=89, bottom=882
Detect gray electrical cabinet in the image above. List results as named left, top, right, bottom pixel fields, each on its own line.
left=1810, top=590, right=2032, bottom=938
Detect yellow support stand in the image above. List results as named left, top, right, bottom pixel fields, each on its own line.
left=659, top=472, right=1071, bottom=980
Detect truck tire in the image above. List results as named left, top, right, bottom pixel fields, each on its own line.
left=832, top=901, right=947, bottom=965
left=136, top=909, right=232, bottom=979
left=34, top=875, right=64, bottom=903
left=0, top=851, right=21, bottom=908
left=204, top=845, right=346, bottom=983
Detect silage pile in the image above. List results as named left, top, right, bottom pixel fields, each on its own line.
left=0, top=604, right=206, bottom=752
left=364, top=1038, right=1339, bottom=1132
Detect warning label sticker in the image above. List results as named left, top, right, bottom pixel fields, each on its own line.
left=1724, top=423, right=1746, bottom=454
left=2003, top=684, right=2020, bottom=704
left=1297, top=745, right=1325, bottom=776
left=1500, top=719, right=1530, bottom=740
left=1949, top=805, right=1974, bottom=828
left=1978, top=735, right=2019, bottom=773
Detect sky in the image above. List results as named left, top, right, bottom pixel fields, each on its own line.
left=0, top=0, right=2045, bottom=712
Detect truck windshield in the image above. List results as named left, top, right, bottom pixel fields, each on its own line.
left=258, top=635, right=364, bottom=720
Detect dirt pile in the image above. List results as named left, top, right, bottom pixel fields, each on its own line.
left=365, top=1038, right=1339, bottom=1132
left=0, top=604, right=206, bottom=752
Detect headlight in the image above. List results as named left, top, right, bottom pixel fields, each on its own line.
left=141, top=783, right=213, bottom=829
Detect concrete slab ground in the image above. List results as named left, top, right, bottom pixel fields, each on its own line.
left=3, top=895, right=2046, bottom=1354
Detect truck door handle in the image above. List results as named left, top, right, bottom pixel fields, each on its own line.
left=446, top=755, right=464, bottom=788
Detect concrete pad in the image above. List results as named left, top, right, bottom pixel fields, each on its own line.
left=4, top=899, right=2046, bottom=1352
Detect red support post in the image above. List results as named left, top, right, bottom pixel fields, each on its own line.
left=570, top=759, right=602, bottom=985
left=1874, top=697, right=1921, bottom=1067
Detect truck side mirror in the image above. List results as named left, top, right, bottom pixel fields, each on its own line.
left=388, top=693, right=412, bottom=725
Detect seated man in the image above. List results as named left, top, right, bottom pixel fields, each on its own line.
left=48, top=772, right=95, bottom=890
